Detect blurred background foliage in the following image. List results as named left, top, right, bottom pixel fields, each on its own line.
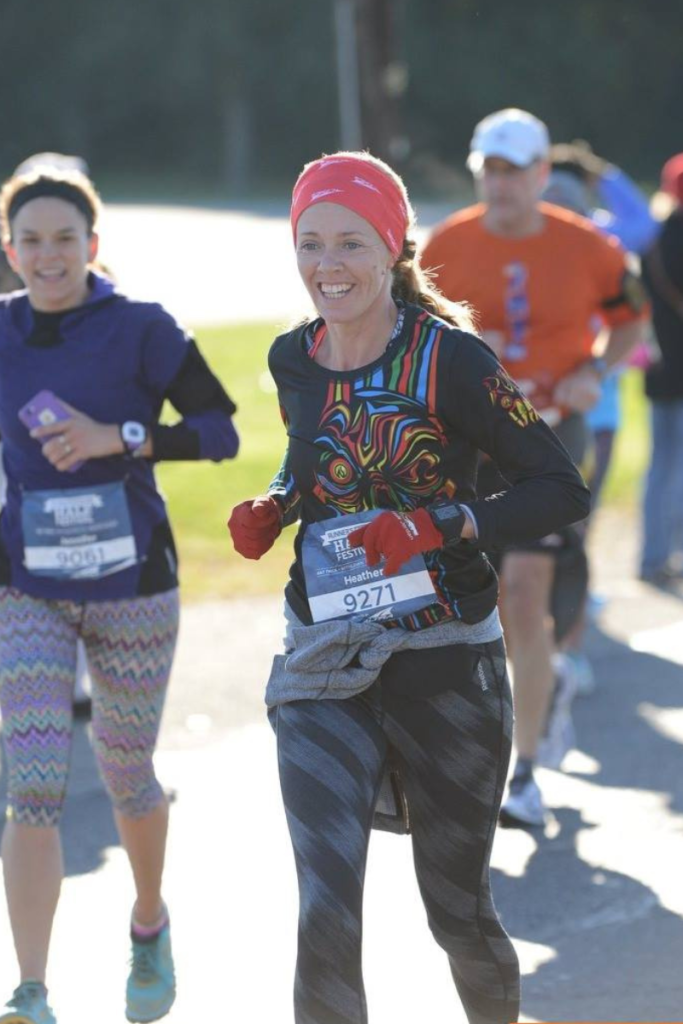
left=1, top=0, right=680, bottom=198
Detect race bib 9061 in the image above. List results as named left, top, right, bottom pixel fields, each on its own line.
left=302, top=510, right=436, bottom=624
left=21, top=481, right=138, bottom=580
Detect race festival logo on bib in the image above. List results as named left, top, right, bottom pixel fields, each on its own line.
left=43, top=493, right=104, bottom=527
left=302, top=510, right=436, bottom=624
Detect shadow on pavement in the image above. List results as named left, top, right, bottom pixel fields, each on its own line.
left=491, top=623, right=683, bottom=1021
left=573, top=624, right=683, bottom=815
left=0, top=721, right=120, bottom=876
left=1, top=617, right=682, bottom=1019
left=494, top=806, right=683, bottom=1022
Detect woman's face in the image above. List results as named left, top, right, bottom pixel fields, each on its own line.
left=5, top=196, right=97, bottom=311
left=296, top=202, right=394, bottom=326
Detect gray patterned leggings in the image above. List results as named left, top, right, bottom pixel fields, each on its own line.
left=271, top=638, right=520, bottom=1024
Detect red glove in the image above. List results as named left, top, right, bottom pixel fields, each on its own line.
left=228, top=496, right=283, bottom=560
left=348, top=508, right=444, bottom=577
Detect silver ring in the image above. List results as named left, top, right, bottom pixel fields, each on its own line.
left=63, top=441, right=72, bottom=455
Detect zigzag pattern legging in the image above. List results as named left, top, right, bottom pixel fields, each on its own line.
left=272, top=639, right=520, bottom=1024
left=0, top=586, right=179, bottom=826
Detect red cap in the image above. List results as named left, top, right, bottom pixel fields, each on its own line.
left=661, top=153, right=683, bottom=204
left=291, top=154, right=409, bottom=258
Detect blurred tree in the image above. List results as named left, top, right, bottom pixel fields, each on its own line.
left=356, top=0, right=410, bottom=166
left=0, top=0, right=679, bottom=195
left=404, top=0, right=682, bottom=185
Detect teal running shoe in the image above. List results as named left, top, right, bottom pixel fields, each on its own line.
left=0, top=981, right=56, bottom=1024
left=126, top=922, right=176, bottom=1022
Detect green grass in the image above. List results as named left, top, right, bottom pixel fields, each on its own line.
left=162, top=325, right=650, bottom=601
left=600, top=369, right=649, bottom=506
left=156, top=321, right=294, bottom=601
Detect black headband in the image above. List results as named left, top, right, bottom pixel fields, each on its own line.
left=8, top=179, right=96, bottom=232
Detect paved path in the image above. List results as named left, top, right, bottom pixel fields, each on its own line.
left=1, top=506, right=682, bottom=1023
left=1, top=204, right=682, bottom=1021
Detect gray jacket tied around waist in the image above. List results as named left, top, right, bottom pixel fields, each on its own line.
left=265, top=603, right=502, bottom=707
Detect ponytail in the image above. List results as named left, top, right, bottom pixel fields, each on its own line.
left=391, top=238, right=477, bottom=334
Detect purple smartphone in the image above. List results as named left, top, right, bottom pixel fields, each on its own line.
left=18, top=390, right=84, bottom=472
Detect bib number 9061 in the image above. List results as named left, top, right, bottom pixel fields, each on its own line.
left=56, top=546, right=107, bottom=569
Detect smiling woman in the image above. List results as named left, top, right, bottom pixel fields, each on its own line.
left=3, top=176, right=101, bottom=312
left=295, top=202, right=396, bottom=367
left=0, top=167, right=239, bottom=1024
left=226, top=150, right=591, bottom=1024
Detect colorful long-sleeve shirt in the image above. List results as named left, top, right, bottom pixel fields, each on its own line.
left=267, top=302, right=590, bottom=630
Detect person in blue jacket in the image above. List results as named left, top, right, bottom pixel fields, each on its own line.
left=545, top=143, right=658, bottom=505
left=0, top=167, right=239, bottom=1024
left=541, top=143, right=657, bottom=696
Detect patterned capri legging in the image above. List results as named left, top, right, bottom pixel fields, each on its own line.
left=271, top=638, right=520, bottom=1024
left=0, top=586, right=179, bottom=827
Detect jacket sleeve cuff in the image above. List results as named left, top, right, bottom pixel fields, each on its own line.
left=461, top=505, right=479, bottom=539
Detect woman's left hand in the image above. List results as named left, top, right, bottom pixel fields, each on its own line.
left=348, top=508, right=446, bottom=576
left=30, top=401, right=124, bottom=472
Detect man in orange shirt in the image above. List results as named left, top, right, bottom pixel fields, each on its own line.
left=422, top=108, right=646, bottom=827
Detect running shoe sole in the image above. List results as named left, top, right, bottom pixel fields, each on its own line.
left=499, top=803, right=546, bottom=829
left=125, top=991, right=176, bottom=1024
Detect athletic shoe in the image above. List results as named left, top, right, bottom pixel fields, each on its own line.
left=126, top=922, right=176, bottom=1023
left=0, top=981, right=56, bottom=1024
left=499, top=775, right=546, bottom=828
left=536, top=653, right=578, bottom=770
left=565, top=650, right=596, bottom=697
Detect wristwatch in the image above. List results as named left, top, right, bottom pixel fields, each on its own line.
left=427, top=500, right=467, bottom=544
left=120, top=421, right=148, bottom=458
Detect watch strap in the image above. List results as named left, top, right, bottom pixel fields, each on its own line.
left=120, top=422, right=148, bottom=457
left=427, top=500, right=466, bottom=544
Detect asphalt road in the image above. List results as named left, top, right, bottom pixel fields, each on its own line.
left=1, top=204, right=682, bottom=1023
left=1, top=510, right=681, bottom=1023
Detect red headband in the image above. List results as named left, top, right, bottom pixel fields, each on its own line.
left=291, top=155, right=409, bottom=258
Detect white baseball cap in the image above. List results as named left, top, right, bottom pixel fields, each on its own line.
left=467, top=109, right=550, bottom=173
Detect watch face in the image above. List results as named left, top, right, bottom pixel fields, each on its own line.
left=123, top=421, right=146, bottom=446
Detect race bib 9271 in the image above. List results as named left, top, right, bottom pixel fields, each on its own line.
left=302, top=510, right=436, bottom=624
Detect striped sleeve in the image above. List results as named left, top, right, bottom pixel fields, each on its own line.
left=268, top=444, right=301, bottom=527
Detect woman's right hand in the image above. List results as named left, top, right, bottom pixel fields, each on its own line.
left=227, top=496, right=283, bottom=559
left=30, top=401, right=125, bottom=471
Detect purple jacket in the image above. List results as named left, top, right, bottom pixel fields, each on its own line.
left=0, top=274, right=238, bottom=600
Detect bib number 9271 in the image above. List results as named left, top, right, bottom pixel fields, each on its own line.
left=303, top=511, right=436, bottom=623
left=344, top=582, right=396, bottom=614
